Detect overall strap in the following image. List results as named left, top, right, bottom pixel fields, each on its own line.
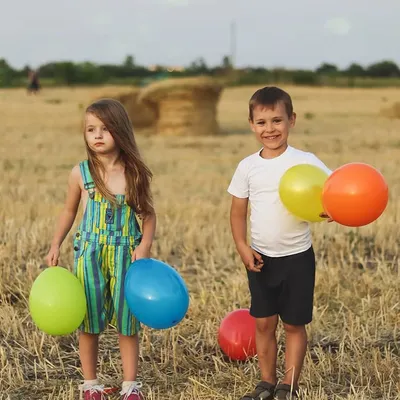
left=79, top=160, right=96, bottom=197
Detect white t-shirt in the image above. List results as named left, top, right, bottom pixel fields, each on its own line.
left=227, top=145, right=332, bottom=257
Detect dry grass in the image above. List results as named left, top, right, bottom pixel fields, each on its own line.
left=381, top=102, right=400, bottom=120
left=1, top=85, right=400, bottom=400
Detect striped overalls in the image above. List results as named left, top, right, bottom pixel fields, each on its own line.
left=73, top=160, right=142, bottom=336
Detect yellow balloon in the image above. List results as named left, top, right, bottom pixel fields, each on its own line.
left=279, top=164, right=329, bottom=222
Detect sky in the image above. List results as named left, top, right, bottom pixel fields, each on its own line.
left=2, top=0, right=400, bottom=70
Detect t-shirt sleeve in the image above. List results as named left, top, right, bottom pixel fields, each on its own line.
left=227, top=161, right=249, bottom=198
left=306, top=153, right=332, bottom=175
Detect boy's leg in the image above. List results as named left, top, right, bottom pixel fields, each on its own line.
left=255, top=315, right=279, bottom=384
left=278, top=246, right=316, bottom=391
left=281, top=323, right=307, bottom=387
left=242, top=253, right=281, bottom=399
left=247, top=252, right=281, bottom=385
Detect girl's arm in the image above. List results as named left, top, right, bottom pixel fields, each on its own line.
left=140, top=211, right=156, bottom=250
left=132, top=211, right=157, bottom=260
left=46, top=166, right=82, bottom=266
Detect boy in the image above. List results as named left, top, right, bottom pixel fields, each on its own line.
left=227, top=86, right=332, bottom=400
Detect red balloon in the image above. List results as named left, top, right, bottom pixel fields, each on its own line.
left=218, top=308, right=257, bottom=361
left=322, top=162, right=389, bottom=227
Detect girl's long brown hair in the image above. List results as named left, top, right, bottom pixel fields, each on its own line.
left=84, top=98, right=154, bottom=217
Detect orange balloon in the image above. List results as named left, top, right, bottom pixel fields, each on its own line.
left=322, top=163, right=388, bottom=227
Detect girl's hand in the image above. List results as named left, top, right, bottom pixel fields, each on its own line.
left=130, top=243, right=151, bottom=262
left=319, top=212, right=334, bottom=223
left=45, top=245, right=60, bottom=266
left=238, top=244, right=264, bottom=272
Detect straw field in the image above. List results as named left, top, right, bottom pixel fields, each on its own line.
left=0, top=84, right=399, bottom=400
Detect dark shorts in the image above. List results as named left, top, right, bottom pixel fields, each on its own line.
left=246, top=246, right=316, bottom=325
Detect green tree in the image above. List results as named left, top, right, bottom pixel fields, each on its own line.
left=123, top=55, right=135, bottom=68
left=316, top=63, right=338, bottom=75
left=292, top=70, right=318, bottom=86
left=344, top=63, right=365, bottom=77
left=221, top=55, right=233, bottom=70
left=188, top=57, right=209, bottom=74
left=0, top=58, right=15, bottom=87
left=75, top=62, right=106, bottom=84
left=367, top=61, right=400, bottom=77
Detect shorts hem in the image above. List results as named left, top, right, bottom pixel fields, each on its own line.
left=79, top=324, right=140, bottom=336
left=249, top=309, right=278, bottom=319
left=117, top=330, right=140, bottom=337
left=279, top=315, right=313, bottom=326
left=78, top=327, right=105, bottom=335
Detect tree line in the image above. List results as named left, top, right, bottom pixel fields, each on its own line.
left=1, top=55, right=400, bottom=88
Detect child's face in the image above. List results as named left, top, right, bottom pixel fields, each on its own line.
left=249, top=101, right=296, bottom=155
left=85, top=113, right=117, bottom=155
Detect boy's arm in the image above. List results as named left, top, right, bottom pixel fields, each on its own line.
left=230, top=196, right=249, bottom=251
left=230, top=196, right=263, bottom=272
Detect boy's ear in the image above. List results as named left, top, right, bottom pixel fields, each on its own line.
left=290, top=112, right=297, bottom=127
left=248, top=117, right=256, bottom=133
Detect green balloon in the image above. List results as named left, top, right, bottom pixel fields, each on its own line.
left=29, top=267, right=87, bottom=336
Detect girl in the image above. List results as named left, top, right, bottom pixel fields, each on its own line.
left=45, top=98, right=157, bottom=400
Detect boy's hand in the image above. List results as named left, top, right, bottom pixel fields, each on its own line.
left=45, top=246, right=60, bottom=267
left=238, top=245, right=264, bottom=272
left=319, top=212, right=334, bottom=223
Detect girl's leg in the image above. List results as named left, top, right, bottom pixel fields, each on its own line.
left=74, top=240, right=106, bottom=381
left=118, top=333, right=140, bottom=381
left=79, top=332, right=100, bottom=380
left=113, top=245, right=141, bottom=382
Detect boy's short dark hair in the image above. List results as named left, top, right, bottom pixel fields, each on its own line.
left=249, top=86, right=293, bottom=121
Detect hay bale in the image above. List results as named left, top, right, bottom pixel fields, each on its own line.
left=91, top=87, right=156, bottom=129
left=115, top=90, right=156, bottom=129
left=380, top=102, right=400, bottom=119
left=138, top=76, right=224, bottom=136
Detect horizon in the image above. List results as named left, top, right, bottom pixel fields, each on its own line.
left=4, top=55, right=400, bottom=73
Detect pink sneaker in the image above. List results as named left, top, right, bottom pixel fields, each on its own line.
left=120, top=382, right=144, bottom=400
left=80, top=384, right=107, bottom=400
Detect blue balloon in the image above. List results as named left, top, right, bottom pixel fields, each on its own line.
left=124, top=258, right=189, bottom=329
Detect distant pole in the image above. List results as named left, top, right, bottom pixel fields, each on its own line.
left=230, top=21, right=236, bottom=68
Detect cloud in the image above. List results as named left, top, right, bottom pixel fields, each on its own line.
left=164, top=0, right=189, bottom=7
left=324, top=17, right=352, bottom=36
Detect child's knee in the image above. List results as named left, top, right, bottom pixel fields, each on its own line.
left=79, top=331, right=100, bottom=337
left=256, top=315, right=278, bottom=334
left=118, top=331, right=139, bottom=338
left=283, top=322, right=306, bottom=334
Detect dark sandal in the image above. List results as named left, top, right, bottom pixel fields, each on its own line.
left=274, top=384, right=299, bottom=400
left=241, top=381, right=276, bottom=400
